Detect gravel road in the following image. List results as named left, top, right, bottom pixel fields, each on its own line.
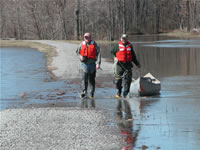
left=0, top=107, right=124, bottom=150
left=33, top=40, right=114, bottom=79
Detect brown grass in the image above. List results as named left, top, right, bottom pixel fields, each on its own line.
left=160, top=30, right=200, bottom=39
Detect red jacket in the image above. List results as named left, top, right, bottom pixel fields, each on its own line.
left=80, top=40, right=96, bottom=59
left=116, top=41, right=132, bottom=62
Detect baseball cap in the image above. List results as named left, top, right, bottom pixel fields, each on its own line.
left=121, top=34, right=128, bottom=39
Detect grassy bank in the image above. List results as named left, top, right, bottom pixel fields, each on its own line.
left=0, top=40, right=57, bottom=79
left=160, top=30, right=200, bottom=39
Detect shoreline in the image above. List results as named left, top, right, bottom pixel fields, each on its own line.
left=159, top=30, right=200, bottom=39
left=0, top=40, right=125, bottom=149
left=127, top=30, right=200, bottom=39
left=1, top=33, right=199, bottom=80
left=0, top=40, right=114, bottom=80
left=0, top=40, right=58, bottom=80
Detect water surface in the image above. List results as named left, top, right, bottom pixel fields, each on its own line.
left=0, top=48, right=79, bottom=110
left=99, top=37, right=200, bottom=149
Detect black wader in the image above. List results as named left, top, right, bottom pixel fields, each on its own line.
left=114, top=62, right=132, bottom=97
left=81, top=63, right=96, bottom=97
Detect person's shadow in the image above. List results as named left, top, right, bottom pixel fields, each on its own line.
left=116, top=99, right=140, bottom=150
left=81, top=98, right=96, bottom=109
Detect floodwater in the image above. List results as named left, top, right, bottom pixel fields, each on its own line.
left=1, top=37, right=200, bottom=150
left=99, top=36, right=200, bottom=150
left=0, top=48, right=79, bottom=110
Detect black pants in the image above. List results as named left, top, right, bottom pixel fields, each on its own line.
left=81, top=71, right=96, bottom=95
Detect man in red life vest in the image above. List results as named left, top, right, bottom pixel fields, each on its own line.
left=111, top=34, right=140, bottom=98
left=76, top=33, right=101, bottom=98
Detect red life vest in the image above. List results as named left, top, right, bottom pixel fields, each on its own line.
left=80, top=40, right=96, bottom=60
left=116, top=41, right=132, bottom=62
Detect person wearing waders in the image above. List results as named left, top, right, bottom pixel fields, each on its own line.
left=76, top=33, right=101, bottom=98
left=110, top=34, right=141, bottom=98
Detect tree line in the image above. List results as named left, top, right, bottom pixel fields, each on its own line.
left=0, top=0, right=199, bottom=40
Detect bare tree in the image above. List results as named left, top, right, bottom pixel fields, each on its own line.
left=122, top=0, right=126, bottom=33
left=108, top=0, right=114, bottom=41
left=0, top=0, right=6, bottom=38
left=55, top=0, right=68, bottom=39
left=74, top=0, right=80, bottom=40
left=186, top=0, right=191, bottom=31
left=1, top=0, right=200, bottom=40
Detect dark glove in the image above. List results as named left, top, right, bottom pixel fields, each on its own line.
left=137, top=64, right=141, bottom=68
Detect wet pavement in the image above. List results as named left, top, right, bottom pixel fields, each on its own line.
left=1, top=37, right=200, bottom=149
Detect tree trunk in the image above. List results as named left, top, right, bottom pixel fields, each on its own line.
left=74, top=0, right=80, bottom=40
left=0, top=0, right=5, bottom=38
left=186, top=0, right=191, bottom=32
left=108, top=0, right=113, bottom=41
left=122, top=0, right=126, bottom=34
left=155, top=1, right=160, bottom=34
left=135, top=0, right=140, bottom=33
left=15, top=0, right=22, bottom=39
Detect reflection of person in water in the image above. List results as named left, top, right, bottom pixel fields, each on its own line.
left=116, top=99, right=139, bottom=150
left=81, top=98, right=96, bottom=108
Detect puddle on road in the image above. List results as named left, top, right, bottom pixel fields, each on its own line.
left=0, top=48, right=81, bottom=110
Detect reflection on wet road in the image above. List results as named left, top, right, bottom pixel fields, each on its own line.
left=115, top=99, right=137, bottom=150
left=81, top=98, right=96, bottom=109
